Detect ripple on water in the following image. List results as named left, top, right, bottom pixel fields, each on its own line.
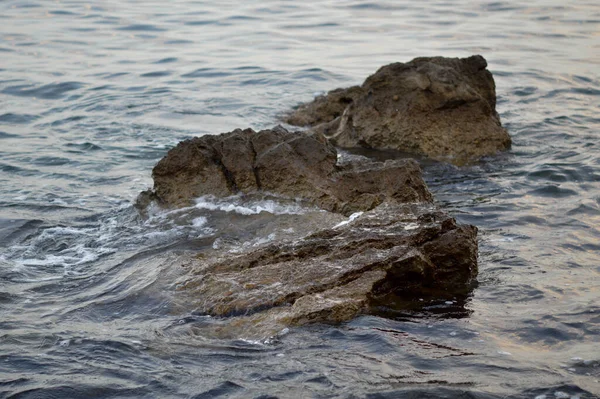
left=1, top=82, right=84, bottom=100
left=0, top=131, right=19, bottom=139
left=0, top=113, right=39, bottom=124
left=116, top=24, right=166, bottom=32
left=0, top=0, right=599, bottom=397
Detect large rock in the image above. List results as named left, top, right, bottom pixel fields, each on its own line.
left=140, top=126, right=479, bottom=334
left=141, top=126, right=432, bottom=215
left=175, top=202, right=478, bottom=332
left=285, top=55, right=511, bottom=165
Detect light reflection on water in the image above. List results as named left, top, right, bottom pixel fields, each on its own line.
left=0, top=0, right=599, bottom=397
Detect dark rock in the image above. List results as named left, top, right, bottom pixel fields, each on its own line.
left=145, top=126, right=432, bottom=215
left=285, top=55, right=511, bottom=165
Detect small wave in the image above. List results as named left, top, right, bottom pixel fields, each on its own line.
left=116, top=24, right=166, bottom=32
left=1, top=81, right=84, bottom=100
left=194, top=195, right=311, bottom=215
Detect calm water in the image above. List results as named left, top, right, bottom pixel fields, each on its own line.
left=1, top=0, right=599, bottom=398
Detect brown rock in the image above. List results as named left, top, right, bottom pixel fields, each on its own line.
left=141, top=126, right=479, bottom=333
left=176, top=203, right=478, bottom=328
left=145, top=126, right=432, bottom=214
left=284, top=55, right=511, bottom=165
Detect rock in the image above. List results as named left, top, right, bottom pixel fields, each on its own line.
left=285, top=55, right=511, bottom=165
left=141, top=126, right=479, bottom=334
left=144, top=126, right=432, bottom=215
left=175, top=202, right=478, bottom=330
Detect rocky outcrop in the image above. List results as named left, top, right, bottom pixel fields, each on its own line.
left=285, top=55, right=511, bottom=165
left=176, top=203, right=478, bottom=330
left=140, top=126, right=479, bottom=333
left=141, top=126, right=432, bottom=215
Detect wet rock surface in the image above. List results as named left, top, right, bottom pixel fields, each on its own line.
left=141, top=126, right=478, bottom=331
left=142, top=126, right=432, bottom=215
left=285, top=55, right=511, bottom=165
left=176, top=202, right=477, bottom=332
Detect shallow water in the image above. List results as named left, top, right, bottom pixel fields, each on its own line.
left=1, top=0, right=599, bottom=397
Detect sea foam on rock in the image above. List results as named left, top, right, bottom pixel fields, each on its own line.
left=285, top=55, right=511, bottom=165
left=138, top=126, right=478, bottom=332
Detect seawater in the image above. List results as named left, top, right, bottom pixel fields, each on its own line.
left=1, top=0, right=599, bottom=398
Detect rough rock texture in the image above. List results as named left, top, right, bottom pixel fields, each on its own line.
left=285, top=55, right=511, bottom=165
left=176, top=203, right=478, bottom=327
left=141, top=126, right=479, bottom=332
left=142, top=126, right=432, bottom=215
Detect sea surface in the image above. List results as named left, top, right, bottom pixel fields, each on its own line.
left=1, top=0, right=599, bottom=398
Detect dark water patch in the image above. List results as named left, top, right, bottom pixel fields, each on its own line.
left=184, top=20, right=220, bottom=26
left=102, top=72, right=130, bottom=79
left=567, top=203, right=600, bottom=216
left=1, top=82, right=84, bottom=100
left=527, top=185, right=578, bottom=198
left=7, top=385, right=152, bottom=399
left=516, top=324, right=577, bottom=345
left=0, top=113, right=38, bottom=124
left=69, top=27, right=96, bottom=32
left=11, top=3, right=42, bottom=8
left=140, top=70, right=173, bottom=78
left=31, top=156, right=73, bottom=166
left=282, top=22, right=340, bottom=29
left=346, top=2, right=401, bottom=11
left=516, top=385, right=599, bottom=399
left=527, top=168, right=569, bottom=183
left=182, top=68, right=233, bottom=78
left=48, top=9, right=77, bottom=16
left=164, top=39, right=194, bottom=45
left=52, top=39, right=88, bottom=46
left=226, top=15, right=261, bottom=21
left=0, top=131, right=19, bottom=139
left=0, top=163, right=39, bottom=176
left=291, top=68, right=345, bottom=82
left=191, top=381, right=245, bottom=399
left=116, top=24, right=166, bottom=32
left=46, top=115, right=87, bottom=127
left=260, top=370, right=303, bottom=382
left=0, top=219, right=45, bottom=246
left=0, top=202, right=90, bottom=214
left=89, top=85, right=114, bottom=91
left=64, top=142, right=103, bottom=152
left=155, top=57, right=178, bottom=64
left=365, top=388, right=500, bottom=399
left=513, top=86, right=538, bottom=97
left=0, top=47, right=14, bottom=52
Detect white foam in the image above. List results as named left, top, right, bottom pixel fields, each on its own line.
left=194, top=195, right=308, bottom=215
left=333, top=211, right=363, bottom=229
left=192, top=216, right=208, bottom=228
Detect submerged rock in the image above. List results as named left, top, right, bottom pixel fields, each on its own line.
left=142, top=126, right=432, bottom=215
left=285, top=55, right=511, bottom=165
left=176, top=203, right=477, bottom=329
